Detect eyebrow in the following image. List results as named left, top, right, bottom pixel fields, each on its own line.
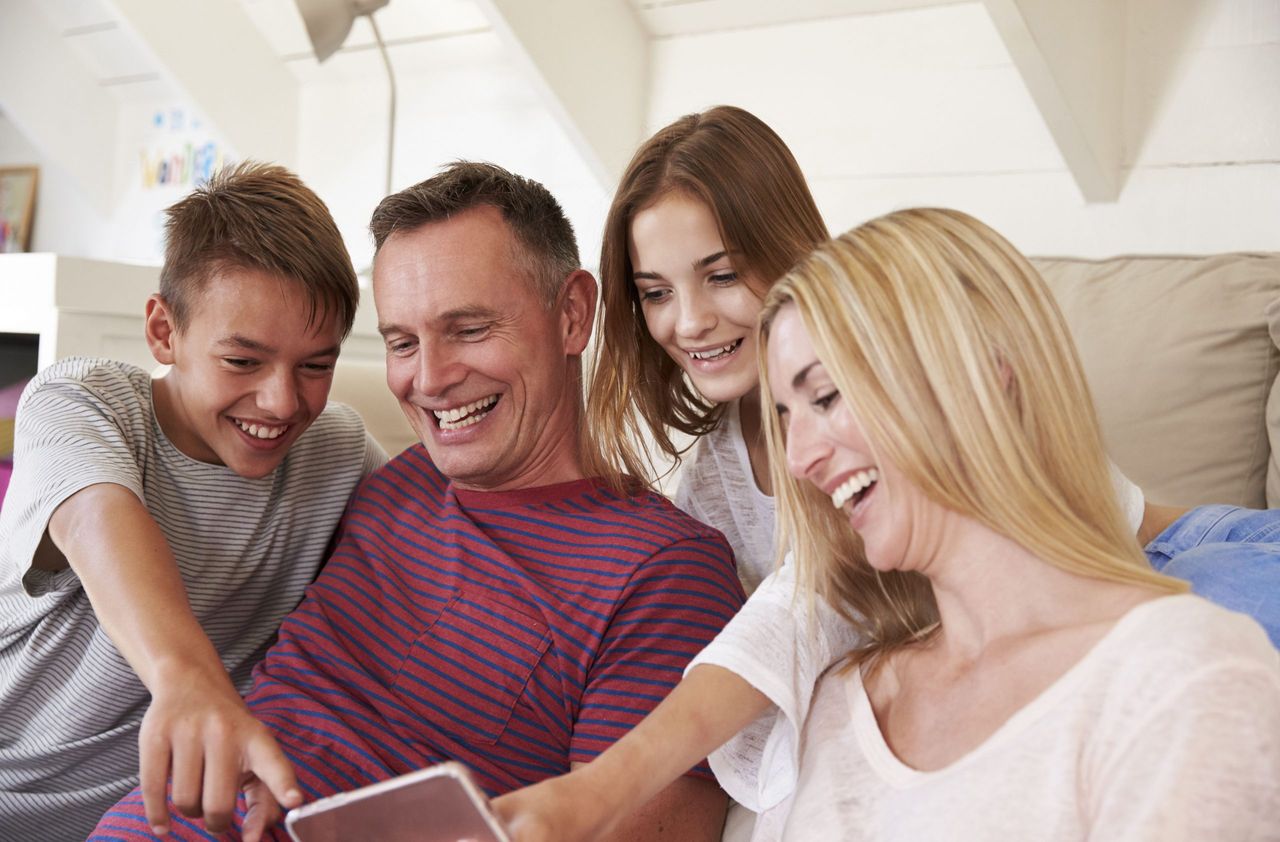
left=216, top=335, right=340, bottom=358
left=791, top=361, right=821, bottom=389
left=378, top=306, right=500, bottom=337
left=633, top=250, right=733, bottom=282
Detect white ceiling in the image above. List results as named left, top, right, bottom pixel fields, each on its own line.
left=27, top=0, right=968, bottom=94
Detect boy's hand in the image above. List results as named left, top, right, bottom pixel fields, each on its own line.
left=139, top=676, right=301, bottom=841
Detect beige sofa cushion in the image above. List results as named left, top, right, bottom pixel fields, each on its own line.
left=1033, top=254, right=1280, bottom=509
left=330, top=357, right=419, bottom=458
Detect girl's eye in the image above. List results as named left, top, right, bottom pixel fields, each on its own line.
left=639, top=288, right=670, bottom=303
left=709, top=272, right=738, bottom=285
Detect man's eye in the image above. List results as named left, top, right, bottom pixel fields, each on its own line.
left=457, top=325, right=489, bottom=339
left=386, top=339, right=415, bottom=354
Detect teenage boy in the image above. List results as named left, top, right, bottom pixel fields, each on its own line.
left=0, top=162, right=386, bottom=840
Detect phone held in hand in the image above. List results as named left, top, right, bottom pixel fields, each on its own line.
left=284, top=761, right=512, bottom=842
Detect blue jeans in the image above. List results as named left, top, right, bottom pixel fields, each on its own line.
left=1145, top=504, right=1280, bottom=647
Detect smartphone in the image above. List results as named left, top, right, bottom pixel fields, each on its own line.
left=284, top=761, right=512, bottom=842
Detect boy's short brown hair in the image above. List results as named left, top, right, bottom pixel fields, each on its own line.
left=160, top=161, right=358, bottom=337
left=368, top=161, right=579, bottom=307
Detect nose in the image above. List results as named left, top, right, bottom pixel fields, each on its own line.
left=785, top=410, right=831, bottom=485
left=413, top=343, right=465, bottom=397
left=259, top=368, right=302, bottom=420
left=675, top=288, right=716, bottom=340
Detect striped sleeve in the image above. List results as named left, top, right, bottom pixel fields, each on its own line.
left=570, top=534, right=744, bottom=774
left=5, top=366, right=147, bottom=594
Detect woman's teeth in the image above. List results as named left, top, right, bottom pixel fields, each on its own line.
left=832, top=468, right=879, bottom=509
left=234, top=419, right=288, bottom=440
left=434, top=395, right=499, bottom=431
left=688, top=339, right=742, bottom=361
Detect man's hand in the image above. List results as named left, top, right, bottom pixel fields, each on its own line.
left=140, top=675, right=300, bottom=841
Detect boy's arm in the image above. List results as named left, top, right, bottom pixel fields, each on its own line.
left=48, top=482, right=300, bottom=840
left=496, top=665, right=768, bottom=841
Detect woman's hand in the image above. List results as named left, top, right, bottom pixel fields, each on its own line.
left=492, top=768, right=616, bottom=842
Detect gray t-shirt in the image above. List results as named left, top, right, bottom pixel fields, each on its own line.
left=0, top=358, right=386, bottom=840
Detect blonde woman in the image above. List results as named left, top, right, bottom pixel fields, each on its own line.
left=497, top=209, right=1280, bottom=840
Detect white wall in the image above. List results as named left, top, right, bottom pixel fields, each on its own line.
left=647, top=0, right=1280, bottom=257
left=0, top=96, right=235, bottom=264
left=294, top=30, right=610, bottom=276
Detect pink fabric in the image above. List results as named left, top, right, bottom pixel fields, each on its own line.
left=0, top=461, right=11, bottom=510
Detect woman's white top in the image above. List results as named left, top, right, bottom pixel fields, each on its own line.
left=676, top=400, right=1152, bottom=813
left=757, top=595, right=1280, bottom=841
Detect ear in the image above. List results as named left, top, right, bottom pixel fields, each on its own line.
left=145, top=294, right=179, bottom=365
left=559, top=270, right=598, bottom=356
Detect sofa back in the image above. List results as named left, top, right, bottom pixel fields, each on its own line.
left=1035, top=253, right=1280, bottom=509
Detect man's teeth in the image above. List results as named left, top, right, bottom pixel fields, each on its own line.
left=234, top=419, right=287, bottom=440
left=832, top=468, right=879, bottom=509
left=688, top=340, right=741, bottom=361
left=434, top=395, right=499, bottom=431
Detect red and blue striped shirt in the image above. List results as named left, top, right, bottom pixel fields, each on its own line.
left=93, top=444, right=743, bottom=840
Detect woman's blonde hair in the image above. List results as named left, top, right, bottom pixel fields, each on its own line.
left=758, top=208, right=1187, bottom=666
left=585, top=105, right=829, bottom=487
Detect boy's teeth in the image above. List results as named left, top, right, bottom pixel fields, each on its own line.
left=434, top=395, right=499, bottom=430
left=689, top=340, right=740, bottom=361
left=832, top=468, right=879, bottom=509
left=234, top=419, right=287, bottom=440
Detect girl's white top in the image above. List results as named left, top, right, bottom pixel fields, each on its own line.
left=758, top=595, right=1280, bottom=841
left=676, top=399, right=1150, bottom=813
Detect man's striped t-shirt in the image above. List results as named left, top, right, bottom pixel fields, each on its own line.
left=0, top=358, right=384, bottom=841
left=95, top=443, right=744, bottom=840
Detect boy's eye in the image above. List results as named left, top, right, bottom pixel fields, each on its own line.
left=302, top=362, right=335, bottom=373
left=224, top=357, right=256, bottom=368
left=386, top=338, right=415, bottom=354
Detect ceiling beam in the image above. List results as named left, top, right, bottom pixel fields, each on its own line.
left=110, top=0, right=299, bottom=167
left=982, top=0, right=1125, bottom=202
left=474, top=0, right=648, bottom=190
left=0, top=0, right=120, bottom=214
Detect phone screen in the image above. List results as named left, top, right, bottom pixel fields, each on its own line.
left=285, top=763, right=511, bottom=842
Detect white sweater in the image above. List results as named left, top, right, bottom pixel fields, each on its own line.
left=760, top=595, right=1280, bottom=841
left=678, top=399, right=1151, bottom=814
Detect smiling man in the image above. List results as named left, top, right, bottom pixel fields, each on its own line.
left=0, top=163, right=385, bottom=841
left=91, top=162, right=744, bottom=842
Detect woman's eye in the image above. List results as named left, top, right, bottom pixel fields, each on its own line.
left=639, top=288, right=669, bottom=303
left=813, top=390, right=840, bottom=410
left=709, top=272, right=738, bottom=285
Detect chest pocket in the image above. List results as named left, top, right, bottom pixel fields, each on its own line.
left=393, top=589, right=552, bottom=745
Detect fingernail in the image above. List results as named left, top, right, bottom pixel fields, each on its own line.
left=151, top=825, right=168, bottom=836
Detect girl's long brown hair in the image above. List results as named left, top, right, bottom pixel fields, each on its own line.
left=585, top=106, right=829, bottom=488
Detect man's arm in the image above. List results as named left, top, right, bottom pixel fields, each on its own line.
left=48, top=482, right=299, bottom=840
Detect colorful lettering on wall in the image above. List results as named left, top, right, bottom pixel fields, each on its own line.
left=139, top=142, right=226, bottom=189
left=138, top=107, right=233, bottom=190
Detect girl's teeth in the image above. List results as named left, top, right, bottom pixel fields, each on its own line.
left=832, top=468, right=879, bottom=509
left=689, top=340, right=740, bottom=361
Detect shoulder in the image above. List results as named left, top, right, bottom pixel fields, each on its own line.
left=288, top=401, right=371, bottom=461
left=19, top=358, right=150, bottom=413
left=1100, top=595, right=1280, bottom=708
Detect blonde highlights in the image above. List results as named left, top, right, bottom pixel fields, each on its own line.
left=759, top=208, right=1187, bottom=666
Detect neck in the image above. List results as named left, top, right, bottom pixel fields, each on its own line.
left=735, top=390, right=772, bottom=496
left=919, top=518, right=1150, bottom=662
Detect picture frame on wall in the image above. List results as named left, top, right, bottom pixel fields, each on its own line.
left=0, top=166, right=38, bottom=253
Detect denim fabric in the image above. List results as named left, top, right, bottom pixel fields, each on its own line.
left=1145, top=504, right=1280, bottom=647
